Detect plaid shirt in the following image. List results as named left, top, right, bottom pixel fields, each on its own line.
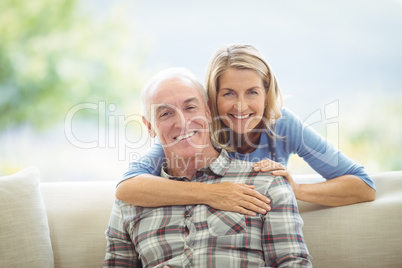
left=104, top=149, right=312, bottom=268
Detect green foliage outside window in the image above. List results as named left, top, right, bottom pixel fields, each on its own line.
left=0, top=0, right=145, bottom=130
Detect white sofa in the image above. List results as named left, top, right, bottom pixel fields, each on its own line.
left=1, top=168, right=401, bottom=267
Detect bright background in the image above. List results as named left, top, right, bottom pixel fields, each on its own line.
left=1, top=0, right=401, bottom=182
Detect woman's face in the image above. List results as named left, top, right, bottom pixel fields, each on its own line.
left=217, top=68, right=266, bottom=134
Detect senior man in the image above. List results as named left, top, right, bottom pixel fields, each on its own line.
left=104, top=68, right=312, bottom=267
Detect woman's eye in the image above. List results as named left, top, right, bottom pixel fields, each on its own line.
left=249, top=91, right=258, bottom=95
left=223, top=92, right=233, bottom=96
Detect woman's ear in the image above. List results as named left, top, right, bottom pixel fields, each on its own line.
left=142, top=116, right=156, bottom=138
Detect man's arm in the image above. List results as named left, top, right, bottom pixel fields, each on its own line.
left=272, top=171, right=376, bottom=206
left=116, top=175, right=271, bottom=216
left=103, top=200, right=139, bottom=268
left=263, top=176, right=312, bottom=267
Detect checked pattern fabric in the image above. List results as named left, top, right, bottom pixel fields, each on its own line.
left=104, top=149, right=312, bottom=267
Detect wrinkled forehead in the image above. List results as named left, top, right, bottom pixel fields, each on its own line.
left=149, top=78, right=199, bottom=101
left=147, top=78, right=203, bottom=113
left=153, top=96, right=200, bottom=115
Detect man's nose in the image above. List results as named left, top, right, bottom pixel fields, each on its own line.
left=172, top=110, right=187, bottom=129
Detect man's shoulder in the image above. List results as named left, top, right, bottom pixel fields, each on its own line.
left=226, top=158, right=277, bottom=176
left=223, top=158, right=285, bottom=192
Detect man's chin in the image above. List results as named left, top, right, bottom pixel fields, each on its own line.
left=166, top=146, right=206, bottom=158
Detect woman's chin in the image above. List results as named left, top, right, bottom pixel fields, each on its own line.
left=229, top=128, right=252, bottom=135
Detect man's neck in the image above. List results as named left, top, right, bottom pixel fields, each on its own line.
left=165, top=145, right=219, bottom=179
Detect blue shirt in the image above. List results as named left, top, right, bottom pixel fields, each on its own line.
left=121, top=108, right=375, bottom=190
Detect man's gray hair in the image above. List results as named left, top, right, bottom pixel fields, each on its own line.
left=140, top=68, right=208, bottom=120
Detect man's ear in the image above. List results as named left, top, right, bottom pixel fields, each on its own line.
left=142, top=116, right=156, bottom=138
left=205, top=104, right=212, bottom=123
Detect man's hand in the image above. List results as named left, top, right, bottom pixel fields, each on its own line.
left=203, top=182, right=271, bottom=216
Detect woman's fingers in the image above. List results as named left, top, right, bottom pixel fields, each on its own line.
left=272, top=169, right=292, bottom=181
left=240, top=184, right=270, bottom=204
left=206, top=182, right=271, bottom=215
left=272, top=169, right=300, bottom=194
left=253, top=159, right=286, bottom=172
left=236, top=184, right=271, bottom=214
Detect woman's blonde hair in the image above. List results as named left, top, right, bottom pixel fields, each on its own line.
left=205, top=44, right=283, bottom=151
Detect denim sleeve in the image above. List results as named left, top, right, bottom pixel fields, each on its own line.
left=277, top=108, right=375, bottom=190
left=119, top=139, right=166, bottom=185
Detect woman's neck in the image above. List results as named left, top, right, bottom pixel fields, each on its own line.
left=232, top=124, right=264, bottom=154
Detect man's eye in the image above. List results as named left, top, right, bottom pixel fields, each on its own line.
left=187, top=106, right=196, bottom=110
left=160, top=112, right=170, bottom=117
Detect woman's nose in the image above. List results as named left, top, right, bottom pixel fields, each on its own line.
left=233, top=97, right=248, bottom=112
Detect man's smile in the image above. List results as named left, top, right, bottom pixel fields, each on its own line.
left=174, top=131, right=196, bottom=141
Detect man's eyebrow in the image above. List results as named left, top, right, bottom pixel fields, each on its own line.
left=184, top=97, right=200, bottom=104
left=153, top=97, right=200, bottom=114
left=154, top=104, right=170, bottom=114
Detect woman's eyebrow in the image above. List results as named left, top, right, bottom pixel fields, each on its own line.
left=220, top=86, right=262, bottom=91
left=219, top=88, right=235, bottom=92
left=246, top=86, right=263, bottom=91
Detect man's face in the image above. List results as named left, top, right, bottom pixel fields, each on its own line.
left=144, top=78, right=212, bottom=159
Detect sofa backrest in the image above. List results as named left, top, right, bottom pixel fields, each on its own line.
left=41, top=181, right=116, bottom=267
left=298, top=171, right=402, bottom=267
left=40, top=171, right=402, bottom=267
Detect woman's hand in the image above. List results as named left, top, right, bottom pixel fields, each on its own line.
left=272, top=169, right=300, bottom=197
left=203, top=182, right=271, bottom=216
left=252, top=158, right=286, bottom=172
left=253, top=159, right=300, bottom=196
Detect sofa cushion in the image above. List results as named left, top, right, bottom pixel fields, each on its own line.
left=0, top=167, right=54, bottom=268
left=40, top=180, right=116, bottom=267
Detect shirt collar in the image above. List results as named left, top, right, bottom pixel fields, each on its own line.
left=160, top=149, right=232, bottom=180
left=207, top=149, right=232, bottom=176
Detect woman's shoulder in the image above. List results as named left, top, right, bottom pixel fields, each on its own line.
left=275, top=107, right=302, bottom=132
left=279, top=107, right=299, bottom=120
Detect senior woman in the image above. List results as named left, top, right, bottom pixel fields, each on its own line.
left=116, top=44, right=375, bottom=215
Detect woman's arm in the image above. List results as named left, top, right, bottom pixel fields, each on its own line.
left=116, top=174, right=271, bottom=216
left=272, top=170, right=375, bottom=206
left=256, top=108, right=376, bottom=206
left=118, top=139, right=271, bottom=215
left=252, top=158, right=375, bottom=206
